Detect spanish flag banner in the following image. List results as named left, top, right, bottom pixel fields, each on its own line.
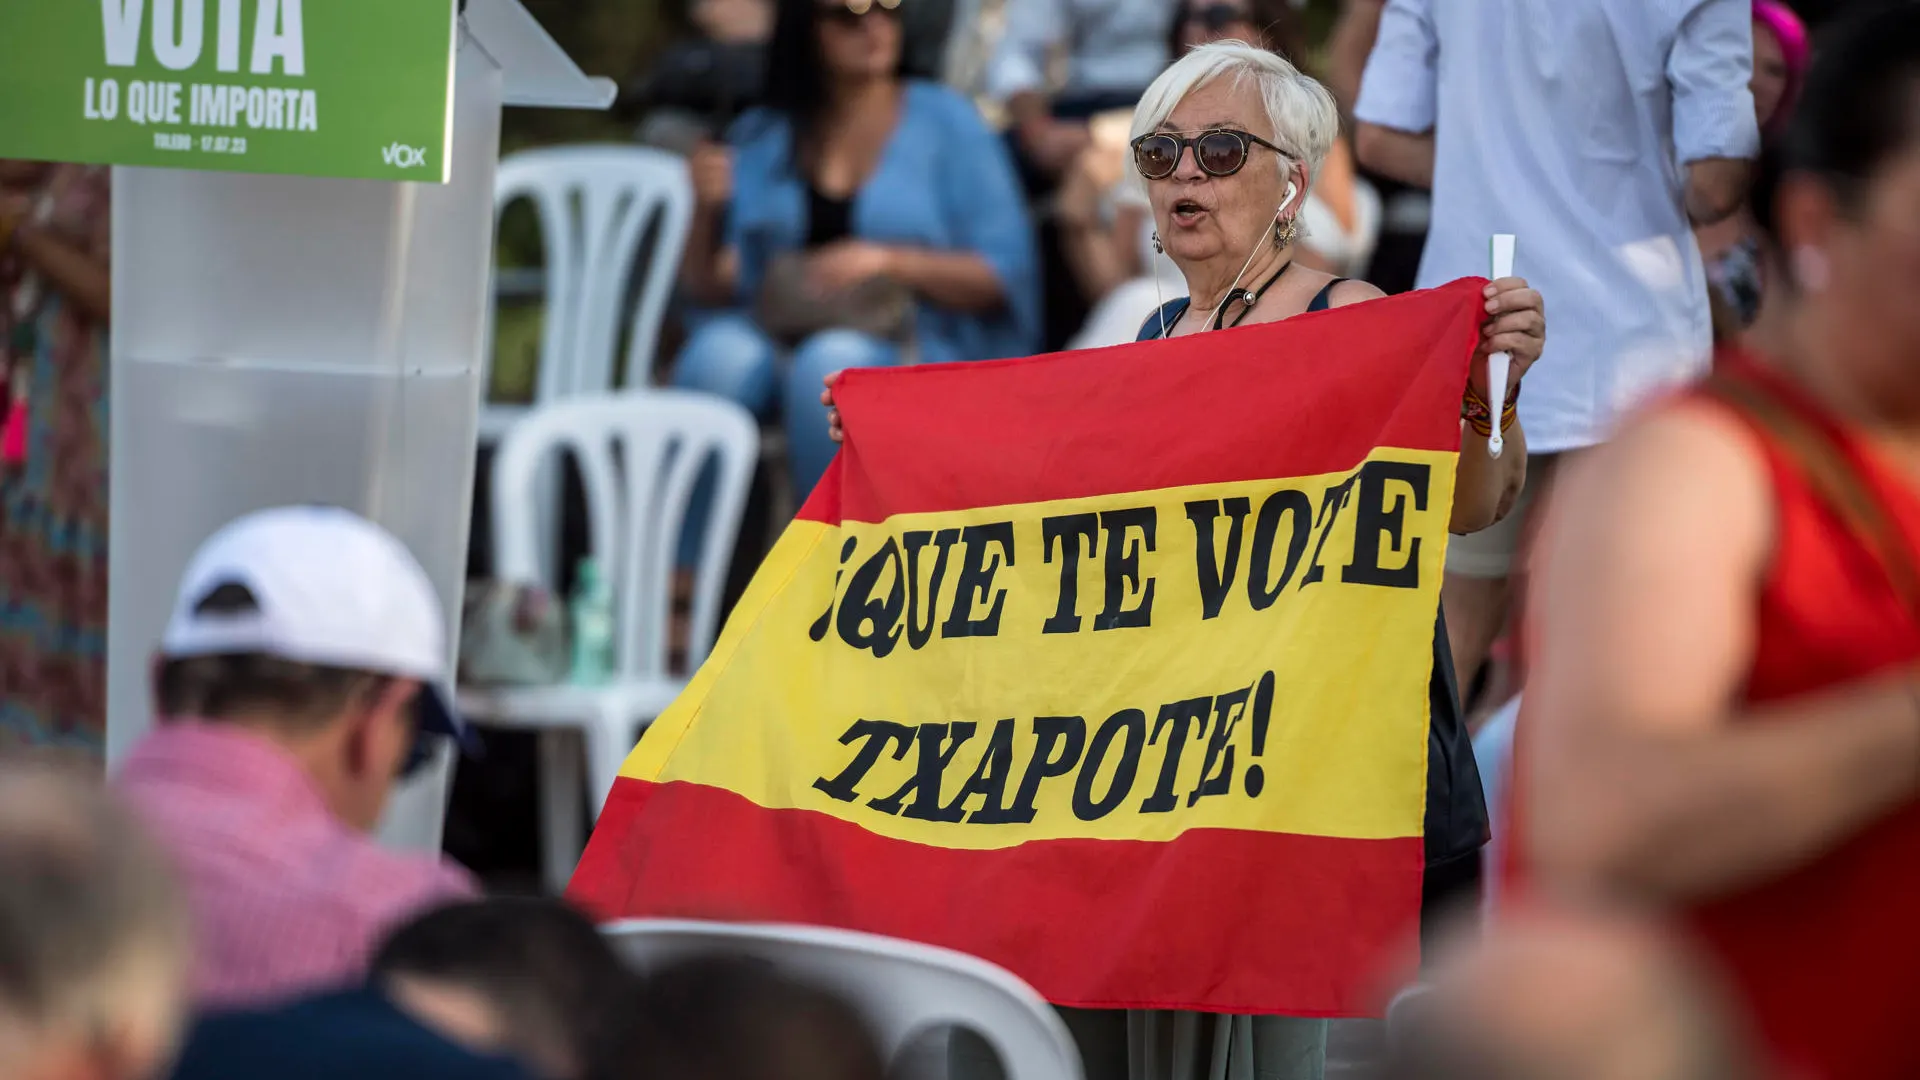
left=571, top=279, right=1487, bottom=1016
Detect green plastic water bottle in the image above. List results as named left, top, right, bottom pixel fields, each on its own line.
left=568, top=556, right=614, bottom=685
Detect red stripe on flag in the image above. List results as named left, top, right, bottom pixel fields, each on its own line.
left=570, top=778, right=1425, bottom=1017
left=798, top=279, right=1484, bottom=525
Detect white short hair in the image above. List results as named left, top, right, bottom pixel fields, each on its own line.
left=0, top=766, right=189, bottom=1075
left=1130, top=40, right=1340, bottom=182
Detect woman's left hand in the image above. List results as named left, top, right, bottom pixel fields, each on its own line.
left=1471, top=276, right=1545, bottom=397
left=807, top=241, right=897, bottom=293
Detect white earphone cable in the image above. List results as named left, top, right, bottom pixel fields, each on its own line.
left=1205, top=178, right=1297, bottom=332
left=1157, top=174, right=1299, bottom=339
left=1153, top=234, right=1169, bottom=340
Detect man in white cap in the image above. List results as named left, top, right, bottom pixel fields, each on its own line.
left=115, top=505, right=480, bottom=1011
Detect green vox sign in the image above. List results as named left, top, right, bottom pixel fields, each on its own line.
left=0, top=0, right=458, bottom=182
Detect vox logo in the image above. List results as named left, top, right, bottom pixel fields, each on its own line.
left=382, top=143, right=427, bottom=168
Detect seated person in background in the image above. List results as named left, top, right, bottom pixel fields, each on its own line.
left=1059, top=0, right=1381, bottom=349
left=987, top=0, right=1175, bottom=179
left=115, top=506, right=480, bottom=1011
left=625, top=0, right=772, bottom=153
left=675, top=0, right=1039, bottom=505
left=170, top=899, right=633, bottom=1080
left=986, top=0, right=1174, bottom=354
left=0, top=763, right=191, bottom=1080
left=605, top=954, right=886, bottom=1080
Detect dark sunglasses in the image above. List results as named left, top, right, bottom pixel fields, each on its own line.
left=819, top=0, right=900, bottom=24
left=399, top=690, right=436, bottom=779
left=1185, top=3, right=1253, bottom=30
left=1131, top=129, right=1285, bottom=180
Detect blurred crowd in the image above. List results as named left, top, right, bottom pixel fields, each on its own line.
left=0, top=758, right=896, bottom=1080
left=0, top=507, right=894, bottom=1080
left=8, top=0, right=1920, bottom=1078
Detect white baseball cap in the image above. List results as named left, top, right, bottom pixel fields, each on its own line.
left=162, top=505, right=475, bottom=752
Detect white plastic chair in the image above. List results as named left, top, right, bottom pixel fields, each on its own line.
left=484, top=144, right=694, bottom=441
left=484, top=145, right=697, bottom=592
left=604, top=919, right=1085, bottom=1080
left=458, top=390, right=758, bottom=892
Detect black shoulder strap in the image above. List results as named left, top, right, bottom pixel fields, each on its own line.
left=1307, top=277, right=1349, bottom=313
left=1137, top=298, right=1190, bottom=341
left=1141, top=271, right=1340, bottom=340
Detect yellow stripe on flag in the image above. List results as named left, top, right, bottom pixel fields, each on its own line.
left=624, top=447, right=1455, bottom=851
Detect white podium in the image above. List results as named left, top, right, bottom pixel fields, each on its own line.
left=105, top=0, right=614, bottom=851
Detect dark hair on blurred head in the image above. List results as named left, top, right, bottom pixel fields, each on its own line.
left=374, top=898, right=635, bottom=1080
left=598, top=953, right=886, bottom=1080
left=1167, top=0, right=1308, bottom=71
left=762, top=0, right=906, bottom=170
left=1758, top=0, right=1920, bottom=239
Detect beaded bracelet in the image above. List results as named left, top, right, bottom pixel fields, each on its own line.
left=1462, top=379, right=1522, bottom=437
left=1462, top=391, right=1495, bottom=437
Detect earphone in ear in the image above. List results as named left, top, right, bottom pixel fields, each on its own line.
left=1280, top=181, right=1298, bottom=211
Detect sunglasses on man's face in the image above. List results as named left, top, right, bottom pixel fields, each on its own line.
left=819, top=0, right=900, bottom=25
left=1131, top=129, right=1285, bottom=180
left=398, top=686, right=440, bottom=779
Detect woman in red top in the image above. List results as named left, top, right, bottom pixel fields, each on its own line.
left=1515, top=7, right=1920, bottom=1078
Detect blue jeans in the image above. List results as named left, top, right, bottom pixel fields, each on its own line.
left=672, top=314, right=900, bottom=565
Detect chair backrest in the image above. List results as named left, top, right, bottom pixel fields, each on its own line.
left=604, top=919, right=1084, bottom=1080
left=491, top=390, right=758, bottom=678
left=489, top=145, right=694, bottom=425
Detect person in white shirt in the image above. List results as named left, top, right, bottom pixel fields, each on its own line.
left=1351, top=0, right=1759, bottom=697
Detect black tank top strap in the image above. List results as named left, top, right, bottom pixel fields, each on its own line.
left=1307, top=277, right=1349, bottom=313
left=1139, top=275, right=1349, bottom=341
left=1136, top=298, right=1191, bottom=342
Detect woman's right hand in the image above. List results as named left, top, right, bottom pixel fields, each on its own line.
left=822, top=372, right=844, bottom=443
left=690, top=141, right=732, bottom=210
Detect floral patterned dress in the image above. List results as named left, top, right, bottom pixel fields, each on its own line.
left=0, top=165, right=111, bottom=755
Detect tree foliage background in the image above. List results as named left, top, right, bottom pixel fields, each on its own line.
left=503, top=0, right=683, bottom=151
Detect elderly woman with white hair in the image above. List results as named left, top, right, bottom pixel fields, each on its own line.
left=830, top=41, right=1547, bottom=1080
left=1126, top=40, right=1543, bottom=1079
left=1127, top=41, right=1540, bottom=524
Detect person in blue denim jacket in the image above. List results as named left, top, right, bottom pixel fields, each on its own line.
left=674, top=0, right=1041, bottom=504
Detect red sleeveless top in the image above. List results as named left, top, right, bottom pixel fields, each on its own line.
left=1514, top=352, right=1920, bottom=1080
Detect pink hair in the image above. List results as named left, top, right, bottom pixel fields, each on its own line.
left=1752, top=0, right=1810, bottom=131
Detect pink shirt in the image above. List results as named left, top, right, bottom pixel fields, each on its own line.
left=116, top=721, right=478, bottom=1010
